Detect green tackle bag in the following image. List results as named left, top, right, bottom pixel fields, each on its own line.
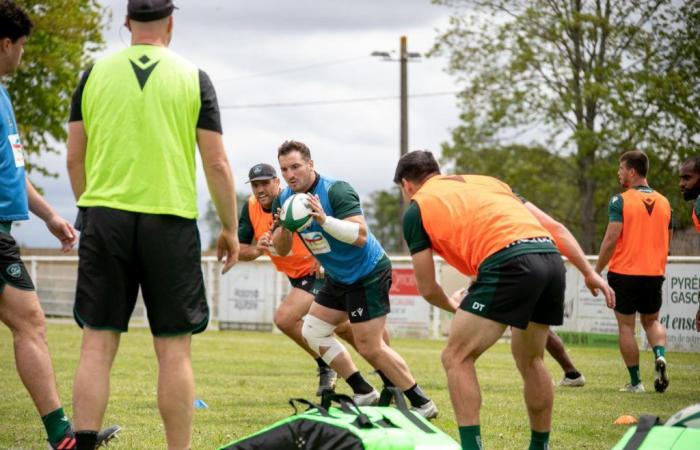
left=611, top=415, right=700, bottom=450
left=219, top=388, right=460, bottom=450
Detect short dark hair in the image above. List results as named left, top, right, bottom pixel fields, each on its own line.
left=0, top=0, right=33, bottom=42
left=682, top=156, right=700, bottom=174
left=393, top=150, right=441, bottom=184
left=620, top=150, right=649, bottom=177
left=278, top=140, right=311, bottom=161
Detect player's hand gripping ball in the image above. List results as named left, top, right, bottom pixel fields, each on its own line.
left=280, top=193, right=314, bottom=232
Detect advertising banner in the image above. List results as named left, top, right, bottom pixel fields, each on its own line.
left=219, top=263, right=276, bottom=331
left=387, top=266, right=432, bottom=338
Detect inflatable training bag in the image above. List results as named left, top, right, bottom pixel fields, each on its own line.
left=611, top=414, right=700, bottom=450
left=219, top=388, right=460, bottom=450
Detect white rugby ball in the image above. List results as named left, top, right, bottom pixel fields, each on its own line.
left=280, top=193, right=313, bottom=232
left=665, top=403, right=700, bottom=428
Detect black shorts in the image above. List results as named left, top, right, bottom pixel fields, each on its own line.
left=0, top=231, right=35, bottom=292
left=74, top=207, right=208, bottom=336
left=288, top=274, right=323, bottom=296
left=608, top=272, right=664, bottom=315
left=460, top=252, right=565, bottom=329
left=314, top=266, right=392, bottom=323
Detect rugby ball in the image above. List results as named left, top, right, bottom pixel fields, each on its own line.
left=665, top=403, right=700, bottom=428
left=280, top=193, right=313, bottom=232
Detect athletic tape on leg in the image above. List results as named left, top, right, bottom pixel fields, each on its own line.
left=302, top=315, right=346, bottom=365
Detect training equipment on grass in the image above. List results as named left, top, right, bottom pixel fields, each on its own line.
left=219, top=388, right=459, bottom=450
left=611, top=412, right=700, bottom=450
left=280, top=193, right=313, bottom=232
left=614, top=415, right=639, bottom=425
left=665, top=403, right=700, bottom=428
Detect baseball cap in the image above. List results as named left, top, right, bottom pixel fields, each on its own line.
left=127, top=0, right=177, bottom=22
left=246, top=163, right=277, bottom=183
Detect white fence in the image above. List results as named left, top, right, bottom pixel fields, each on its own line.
left=29, top=255, right=700, bottom=352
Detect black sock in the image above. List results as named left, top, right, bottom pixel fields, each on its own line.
left=404, top=383, right=430, bottom=407
left=565, top=371, right=581, bottom=379
left=376, top=370, right=395, bottom=388
left=76, top=431, right=98, bottom=450
left=315, top=358, right=329, bottom=369
left=346, top=371, right=374, bottom=395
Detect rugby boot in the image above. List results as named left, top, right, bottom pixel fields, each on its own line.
left=618, top=382, right=645, bottom=393
left=654, top=356, right=669, bottom=393
left=353, top=389, right=380, bottom=406
left=411, top=399, right=439, bottom=420
left=316, top=366, right=337, bottom=396
left=559, top=373, right=586, bottom=387
left=49, top=425, right=121, bottom=449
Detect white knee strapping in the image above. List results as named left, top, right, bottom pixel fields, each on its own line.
left=302, top=315, right=346, bottom=365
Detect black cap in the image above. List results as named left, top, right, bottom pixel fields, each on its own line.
left=127, top=0, right=177, bottom=22
left=246, top=163, right=277, bottom=183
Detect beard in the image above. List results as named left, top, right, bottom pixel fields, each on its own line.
left=682, top=185, right=700, bottom=201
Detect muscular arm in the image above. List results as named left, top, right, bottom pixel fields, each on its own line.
left=411, top=248, right=458, bottom=313
left=26, top=176, right=77, bottom=252
left=524, top=202, right=594, bottom=276
left=66, top=121, right=87, bottom=200
left=595, top=222, right=622, bottom=273
left=524, top=201, right=615, bottom=307
left=238, top=243, right=263, bottom=261
left=198, top=128, right=239, bottom=273
left=271, top=226, right=293, bottom=256
left=306, top=195, right=367, bottom=247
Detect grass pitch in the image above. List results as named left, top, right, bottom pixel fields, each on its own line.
left=1, top=323, right=699, bottom=449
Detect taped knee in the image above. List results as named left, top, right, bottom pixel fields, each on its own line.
left=302, top=315, right=346, bottom=365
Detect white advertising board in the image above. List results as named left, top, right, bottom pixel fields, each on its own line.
left=219, top=262, right=277, bottom=331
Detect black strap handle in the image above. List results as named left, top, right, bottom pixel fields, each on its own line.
left=320, top=392, right=375, bottom=429
left=622, top=415, right=661, bottom=450
left=288, top=398, right=330, bottom=417
left=378, top=387, right=435, bottom=434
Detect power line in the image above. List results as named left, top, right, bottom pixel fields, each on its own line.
left=215, top=56, right=370, bottom=82
left=220, top=91, right=457, bottom=110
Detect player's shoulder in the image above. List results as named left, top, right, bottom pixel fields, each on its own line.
left=279, top=186, right=294, bottom=201
left=609, top=192, right=624, bottom=204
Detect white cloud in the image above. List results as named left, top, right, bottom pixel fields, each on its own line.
left=12, top=0, right=463, bottom=247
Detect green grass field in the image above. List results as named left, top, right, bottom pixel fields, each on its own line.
left=1, top=323, right=699, bottom=449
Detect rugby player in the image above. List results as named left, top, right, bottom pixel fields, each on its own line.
left=393, top=150, right=614, bottom=450
left=596, top=150, right=672, bottom=393
left=678, top=156, right=700, bottom=332
left=239, top=162, right=356, bottom=395
left=0, top=1, right=120, bottom=448
left=271, top=141, right=440, bottom=419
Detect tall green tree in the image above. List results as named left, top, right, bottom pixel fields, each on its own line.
left=432, top=0, right=699, bottom=251
left=5, top=0, right=107, bottom=178
left=363, top=187, right=404, bottom=254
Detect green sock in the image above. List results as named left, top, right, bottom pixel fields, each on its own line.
left=459, top=425, right=483, bottom=450
left=653, top=345, right=665, bottom=359
left=529, top=430, right=550, bottom=450
left=41, top=407, right=71, bottom=444
left=627, top=365, right=641, bottom=386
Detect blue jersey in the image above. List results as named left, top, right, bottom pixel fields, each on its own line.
left=278, top=175, right=386, bottom=284
left=0, top=85, right=28, bottom=222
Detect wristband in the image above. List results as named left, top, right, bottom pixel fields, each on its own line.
left=321, top=216, right=360, bottom=244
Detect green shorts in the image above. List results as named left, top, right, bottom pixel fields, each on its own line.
left=0, top=225, right=35, bottom=293
left=288, top=274, right=324, bottom=297
left=314, top=259, right=392, bottom=323
left=460, top=246, right=565, bottom=329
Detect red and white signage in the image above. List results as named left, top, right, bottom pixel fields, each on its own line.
left=387, top=266, right=432, bottom=338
